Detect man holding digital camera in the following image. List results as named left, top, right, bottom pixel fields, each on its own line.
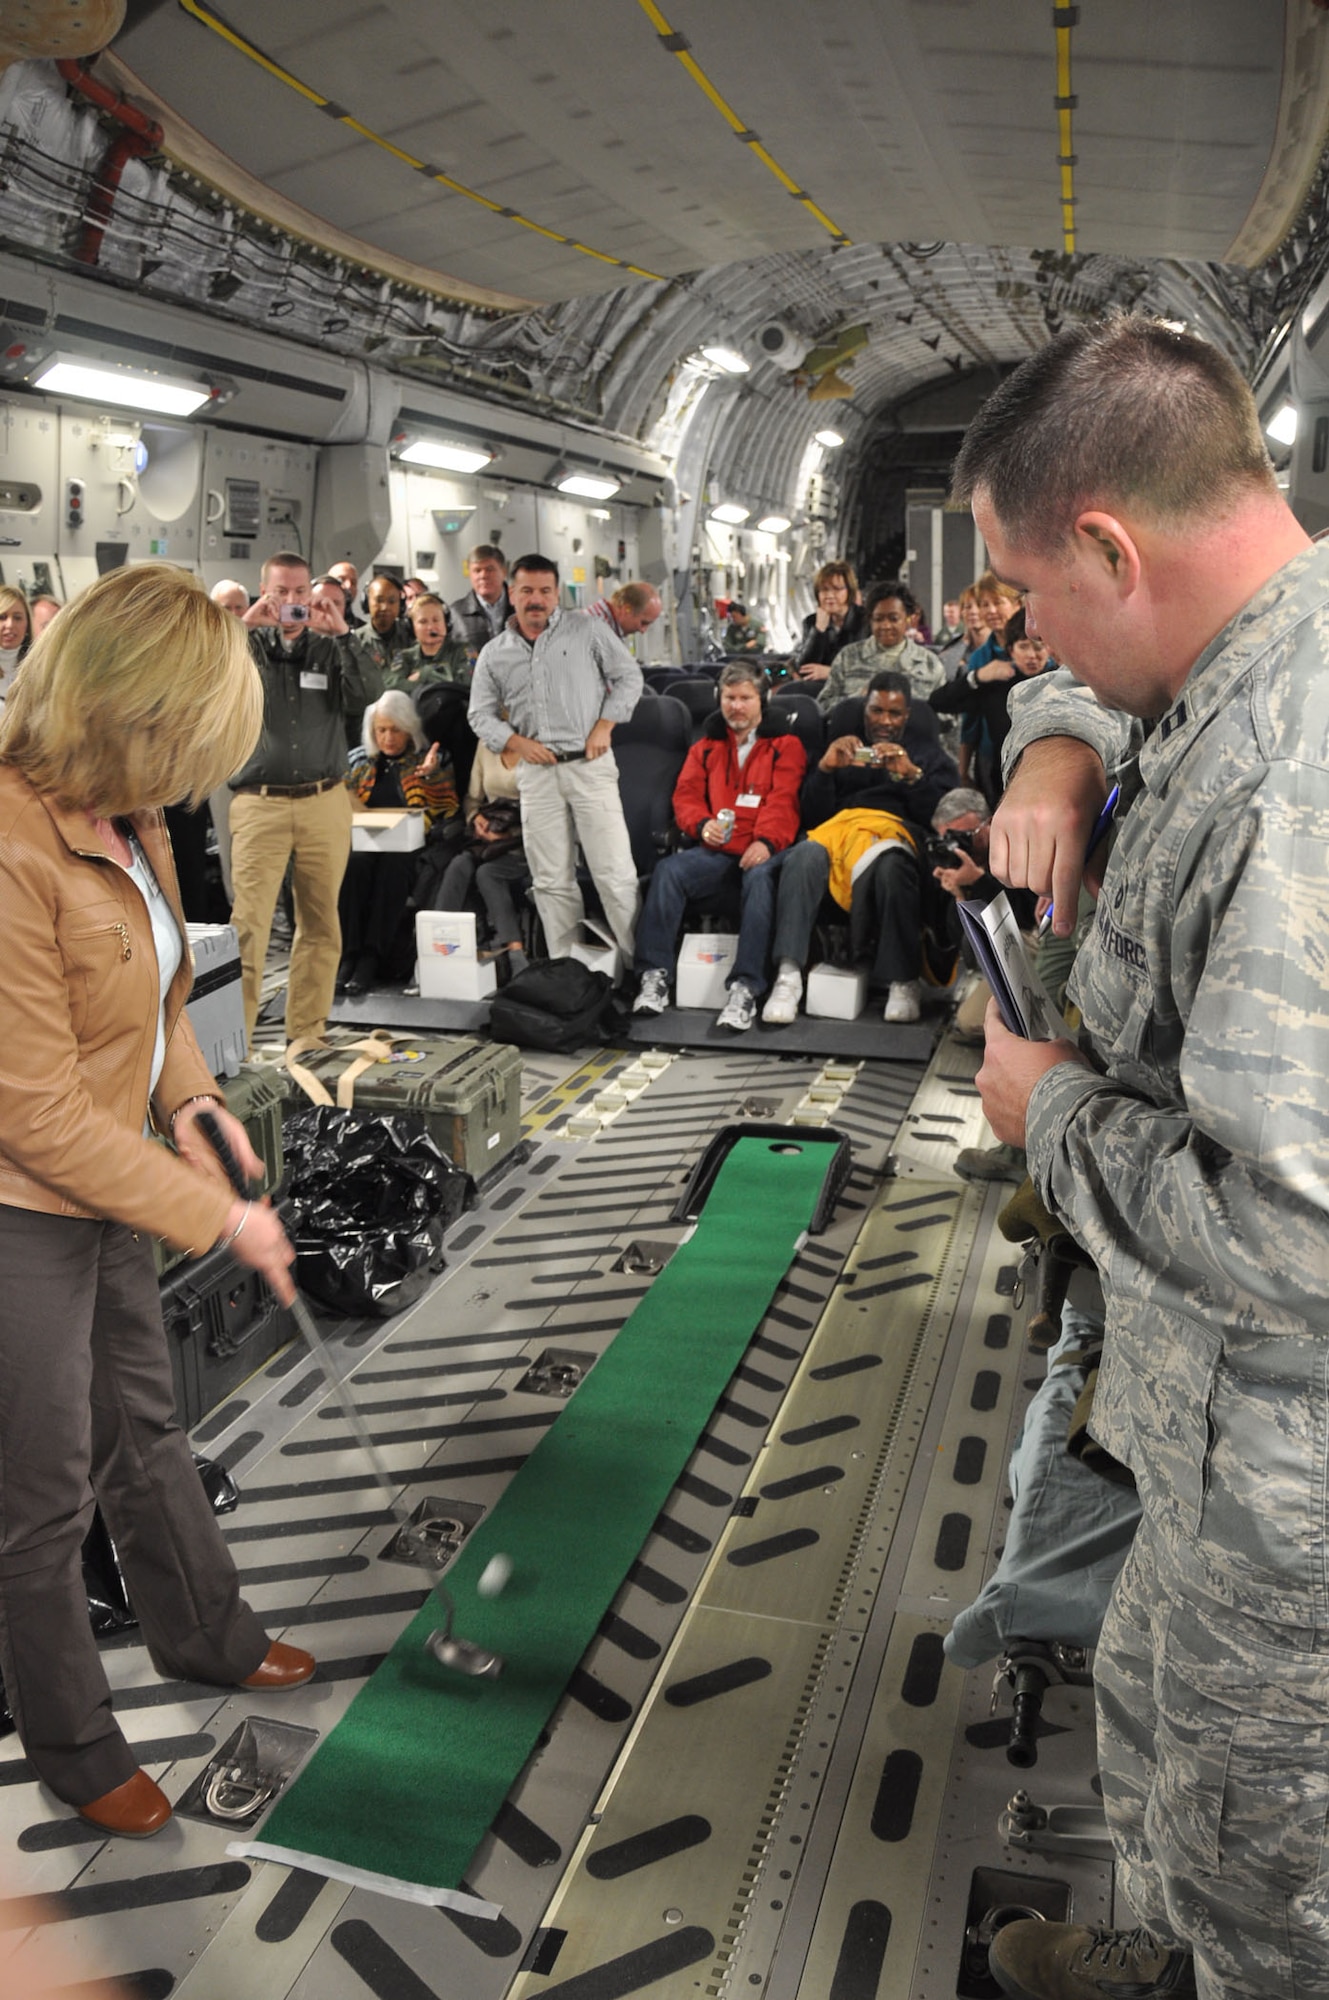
left=761, top=671, right=960, bottom=1024
left=230, top=551, right=377, bottom=1050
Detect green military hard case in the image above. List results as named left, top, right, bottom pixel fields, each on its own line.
left=285, top=1032, right=523, bottom=1176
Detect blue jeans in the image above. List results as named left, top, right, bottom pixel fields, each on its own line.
left=634, top=845, right=785, bottom=995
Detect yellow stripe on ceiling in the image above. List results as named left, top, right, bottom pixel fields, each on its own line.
left=637, top=0, right=851, bottom=246
left=1054, top=6, right=1078, bottom=254
left=175, top=0, right=666, bottom=282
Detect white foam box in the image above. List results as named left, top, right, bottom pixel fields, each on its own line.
left=351, top=809, right=426, bottom=852
left=675, top=932, right=738, bottom=1011
left=806, top=962, right=868, bottom=1020
left=569, top=936, right=623, bottom=982
left=415, top=910, right=497, bottom=1001
left=185, top=921, right=246, bottom=1076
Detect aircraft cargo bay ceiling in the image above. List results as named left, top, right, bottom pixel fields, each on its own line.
left=2, top=0, right=1329, bottom=566
left=101, top=0, right=1328, bottom=303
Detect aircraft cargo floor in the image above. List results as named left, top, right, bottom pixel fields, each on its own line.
left=0, top=1030, right=1114, bottom=2000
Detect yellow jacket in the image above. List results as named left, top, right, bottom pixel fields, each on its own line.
left=808, top=808, right=917, bottom=909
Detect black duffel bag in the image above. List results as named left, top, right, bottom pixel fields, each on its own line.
left=488, top=957, right=613, bottom=1053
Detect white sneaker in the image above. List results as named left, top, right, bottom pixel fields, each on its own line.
left=633, top=968, right=670, bottom=1014
left=761, top=966, right=803, bottom=1025
left=716, top=981, right=757, bottom=1031
left=884, top=980, right=921, bottom=1023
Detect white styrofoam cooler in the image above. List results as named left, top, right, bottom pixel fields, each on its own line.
left=569, top=919, right=623, bottom=984
left=185, top=922, right=247, bottom=1076
left=806, top=962, right=868, bottom=1020
left=352, top=809, right=426, bottom=852
left=675, top=932, right=738, bottom=1010
left=415, top=910, right=497, bottom=1001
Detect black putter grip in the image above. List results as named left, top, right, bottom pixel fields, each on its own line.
left=195, top=1109, right=253, bottom=1199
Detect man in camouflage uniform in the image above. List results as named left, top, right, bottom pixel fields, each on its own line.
left=950, top=318, right=1329, bottom=2000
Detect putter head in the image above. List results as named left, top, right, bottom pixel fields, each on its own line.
left=426, top=1628, right=504, bottom=1678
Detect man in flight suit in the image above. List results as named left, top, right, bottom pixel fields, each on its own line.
left=955, top=318, right=1329, bottom=2000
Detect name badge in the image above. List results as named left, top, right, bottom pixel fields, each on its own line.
left=736, top=791, right=762, bottom=809
left=300, top=670, right=329, bottom=691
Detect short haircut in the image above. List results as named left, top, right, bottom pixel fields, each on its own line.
left=29, top=594, right=62, bottom=612
left=718, top=661, right=766, bottom=700
left=0, top=585, right=30, bottom=633
left=865, top=580, right=917, bottom=618
left=866, top=670, right=912, bottom=701
left=0, top=564, right=261, bottom=813
left=310, top=574, right=346, bottom=594
left=466, top=544, right=507, bottom=571
left=933, top=787, right=989, bottom=828
left=951, top=314, right=1276, bottom=551
left=612, top=580, right=659, bottom=614
left=1003, top=606, right=1028, bottom=646
left=813, top=559, right=859, bottom=597
left=367, top=573, right=403, bottom=597
left=261, top=550, right=309, bottom=583
left=510, top=553, right=559, bottom=584
left=409, top=593, right=447, bottom=618
left=210, top=578, right=247, bottom=603
left=364, top=689, right=426, bottom=757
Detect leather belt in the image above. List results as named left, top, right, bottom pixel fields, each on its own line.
left=550, top=750, right=586, bottom=764
left=235, top=777, right=342, bottom=799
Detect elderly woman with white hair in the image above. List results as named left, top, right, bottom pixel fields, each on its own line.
left=338, top=689, right=459, bottom=993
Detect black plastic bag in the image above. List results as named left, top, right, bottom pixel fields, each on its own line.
left=282, top=1106, right=473, bottom=1317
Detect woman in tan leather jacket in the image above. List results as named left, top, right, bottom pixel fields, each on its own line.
left=0, top=566, right=311, bottom=1839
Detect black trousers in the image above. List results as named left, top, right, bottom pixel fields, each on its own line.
left=0, top=1209, right=268, bottom=1804
left=337, top=850, right=418, bottom=973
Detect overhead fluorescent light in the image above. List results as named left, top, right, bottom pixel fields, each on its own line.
left=399, top=438, right=495, bottom=473
left=32, top=354, right=211, bottom=417
left=1265, top=404, right=1298, bottom=447
left=557, top=471, right=621, bottom=500
left=814, top=428, right=845, bottom=449
left=588, top=506, right=613, bottom=520
left=710, top=502, right=750, bottom=525
left=701, top=346, right=750, bottom=375
left=757, top=514, right=791, bottom=533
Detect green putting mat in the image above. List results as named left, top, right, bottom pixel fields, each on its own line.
left=236, top=1137, right=838, bottom=1909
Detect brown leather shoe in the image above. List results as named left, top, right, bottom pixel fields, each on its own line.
left=77, top=1769, right=172, bottom=1838
left=240, top=1640, right=316, bottom=1690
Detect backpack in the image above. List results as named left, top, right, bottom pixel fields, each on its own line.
left=487, top=957, right=613, bottom=1053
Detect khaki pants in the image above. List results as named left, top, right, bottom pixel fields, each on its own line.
left=517, top=754, right=638, bottom=959
left=230, top=783, right=353, bottom=1046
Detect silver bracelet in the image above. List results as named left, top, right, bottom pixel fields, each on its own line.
left=170, top=1093, right=223, bottom=1136
left=216, top=1203, right=251, bottom=1252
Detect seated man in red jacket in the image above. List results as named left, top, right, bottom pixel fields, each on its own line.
left=633, top=664, right=806, bottom=1030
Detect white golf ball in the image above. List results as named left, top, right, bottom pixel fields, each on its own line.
left=477, top=1553, right=513, bottom=1598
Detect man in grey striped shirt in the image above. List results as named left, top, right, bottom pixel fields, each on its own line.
left=468, top=554, right=643, bottom=960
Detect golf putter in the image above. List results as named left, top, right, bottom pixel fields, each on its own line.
left=195, top=1111, right=502, bottom=1677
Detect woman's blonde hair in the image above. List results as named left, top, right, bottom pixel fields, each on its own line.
left=363, top=689, right=426, bottom=757
left=0, top=564, right=262, bottom=813
left=0, top=584, right=31, bottom=640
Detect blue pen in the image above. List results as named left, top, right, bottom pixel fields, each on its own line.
left=1037, top=783, right=1121, bottom=935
